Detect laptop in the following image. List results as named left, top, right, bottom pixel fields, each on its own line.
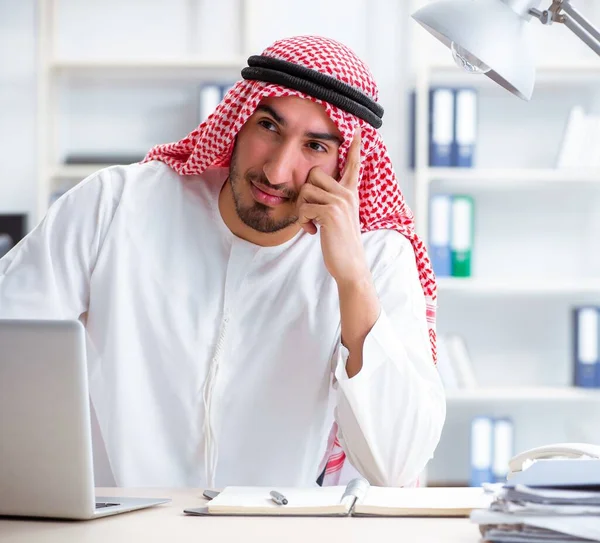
left=0, top=319, right=171, bottom=519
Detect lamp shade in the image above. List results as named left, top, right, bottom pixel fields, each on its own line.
left=412, top=0, right=537, bottom=100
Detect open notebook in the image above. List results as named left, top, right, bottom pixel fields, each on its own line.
left=184, top=478, right=493, bottom=517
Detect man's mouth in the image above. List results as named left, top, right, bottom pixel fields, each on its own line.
left=249, top=180, right=289, bottom=207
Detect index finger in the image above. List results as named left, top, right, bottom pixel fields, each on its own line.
left=340, top=127, right=362, bottom=190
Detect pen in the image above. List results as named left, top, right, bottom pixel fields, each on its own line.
left=269, top=490, right=288, bottom=505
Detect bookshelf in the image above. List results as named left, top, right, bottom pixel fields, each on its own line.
left=36, top=0, right=249, bottom=224
left=409, top=0, right=600, bottom=485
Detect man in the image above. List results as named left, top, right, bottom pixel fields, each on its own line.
left=0, top=35, right=445, bottom=488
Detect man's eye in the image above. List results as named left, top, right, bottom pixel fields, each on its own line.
left=258, top=119, right=277, bottom=131
left=308, top=142, right=327, bottom=153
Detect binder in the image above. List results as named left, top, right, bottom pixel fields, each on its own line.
left=573, top=306, right=600, bottom=388
left=198, top=83, right=231, bottom=124
left=452, top=88, right=477, bottom=168
left=450, top=195, right=474, bottom=277
left=429, top=194, right=452, bottom=277
left=470, top=416, right=494, bottom=487
left=492, top=418, right=513, bottom=483
left=429, top=88, right=455, bottom=167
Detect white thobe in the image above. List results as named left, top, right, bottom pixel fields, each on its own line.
left=0, top=161, right=445, bottom=488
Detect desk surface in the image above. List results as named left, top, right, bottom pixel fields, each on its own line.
left=0, top=487, right=483, bottom=543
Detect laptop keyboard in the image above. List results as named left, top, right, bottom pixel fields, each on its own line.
left=95, top=502, right=121, bottom=509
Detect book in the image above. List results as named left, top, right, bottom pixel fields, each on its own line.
left=436, top=335, right=461, bottom=390
left=556, top=106, right=600, bottom=169
left=445, top=334, right=478, bottom=388
left=183, top=478, right=492, bottom=517
left=63, top=153, right=145, bottom=165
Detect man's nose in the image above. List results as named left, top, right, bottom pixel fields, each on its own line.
left=263, top=142, right=300, bottom=188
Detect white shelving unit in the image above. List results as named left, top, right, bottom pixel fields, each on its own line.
left=409, top=0, right=600, bottom=484
left=36, top=0, right=249, bottom=224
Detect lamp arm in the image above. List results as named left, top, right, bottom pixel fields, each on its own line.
left=530, top=1, right=600, bottom=55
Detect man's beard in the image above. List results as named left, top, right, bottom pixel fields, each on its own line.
left=228, top=148, right=299, bottom=234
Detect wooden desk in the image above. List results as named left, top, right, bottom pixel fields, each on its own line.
left=0, top=488, right=483, bottom=543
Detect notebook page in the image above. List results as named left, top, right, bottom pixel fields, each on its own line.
left=207, top=486, right=350, bottom=516
left=354, top=487, right=493, bottom=517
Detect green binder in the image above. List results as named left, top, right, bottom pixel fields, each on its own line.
left=450, top=195, right=474, bottom=277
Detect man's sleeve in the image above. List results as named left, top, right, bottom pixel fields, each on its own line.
left=0, top=169, right=122, bottom=319
left=331, top=233, right=446, bottom=487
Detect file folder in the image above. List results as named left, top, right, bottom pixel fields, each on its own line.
left=429, top=194, right=452, bottom=277
left=450, top=195, right=474, bottom=277
left=492, top=418, right=514, bottom=483
left=429, top=88, right=455, bottom=167
left=470, top=416, right=494, bottom=487
left=573, top=306, right=600, bottom=388
left=452, top=88, right=477, bottom=168
left=198, top=83, right=227, bottom=124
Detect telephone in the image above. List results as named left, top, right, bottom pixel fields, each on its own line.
left=508, top=442, right=600, bottom=479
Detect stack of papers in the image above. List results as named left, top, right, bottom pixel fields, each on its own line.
left=471, top=460, right=600, bottom=542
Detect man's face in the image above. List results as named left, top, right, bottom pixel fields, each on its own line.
left=228, top=96, right=342, bottom=233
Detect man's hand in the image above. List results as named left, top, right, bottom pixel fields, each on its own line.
left=297, top=128, right=380, bottom=377
left=297, top=129, right=369, bottom=286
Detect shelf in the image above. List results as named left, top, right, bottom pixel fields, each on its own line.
left=425, top=62, right=600, bottom=87
left=425, top=168, right=600, bottom=186
left=51, top=57, right=246, bottom=70
left=446, top=386, right=600, bottom=403
left=51, top=164, right=113, bottom=180
left=50, top=57, right=246, bottom=78
left=437, top=278, right=600, bottom=295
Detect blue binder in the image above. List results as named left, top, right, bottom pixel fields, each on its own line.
left=574, top=306, right=600, bottom=388
left=429, top=194, right=452, bottom=277
left=470, top=416, right=494, bottom=487
left=492, top=417, right=513, bottom=483
left=452, top=88, right=477, bottom=168
left=429, top=88, right=455, bottom=167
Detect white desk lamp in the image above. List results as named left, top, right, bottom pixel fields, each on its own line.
left=411, top=0, right=600, bottom=100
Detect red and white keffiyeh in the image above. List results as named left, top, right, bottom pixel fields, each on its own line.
left=143, top=35, right=437, bottom=486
